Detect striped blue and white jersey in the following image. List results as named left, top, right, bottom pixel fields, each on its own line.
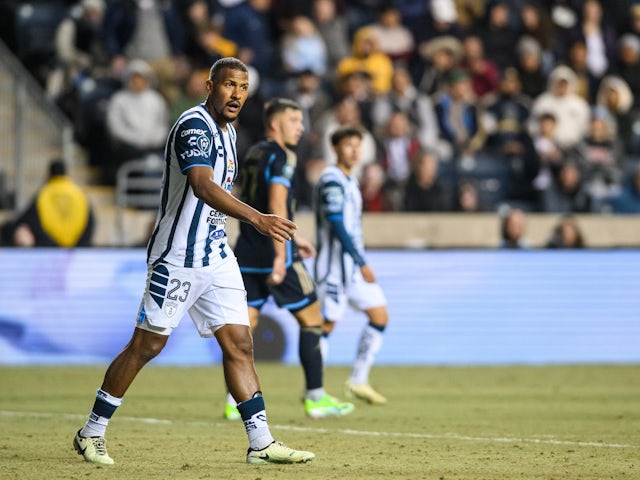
left=314, top=165, right=366, bottom=285
left=147, top=104, right=238, bottom=268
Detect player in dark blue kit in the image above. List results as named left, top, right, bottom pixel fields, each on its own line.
left=226, top=98, right=354, bottom=419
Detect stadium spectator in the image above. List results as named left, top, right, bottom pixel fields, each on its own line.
left=529, top=65, right=590, bottom=149
left=461, top=34, right=500, bottom=99
left=610, top=163, right=640, bottom=213
left=540, top=160, right=592, bottom=213
left=336, top=25, right=394, bottom=95
left=499, top=207, right=529, bottom=248
left=360, top=162, right=394, bottom=212
left=518, top=1, right=554, bottom=62
left=434, top=69, right=486, bottom=162
left=454, top=179, right=485, bottom=212
left=222, top=0, right=276, bottom=93
left=595, top=75, right=634, bottom=155
left=482, top=67, right=538, bottom=207
left=403, top=149, right=450, bottom=212
left=611, top=34, right=640, bottom=109
left=378, top=111, right=420, bottom=209
left=311, top=0, right=350, bottom=85
left=334, top=70, right=376, bottom=131
left=46, top=0, right=108, bottom=105
left=104, top=59, right=169, bottom=185
left=102, top=0, right=188, bottom=104
left=579, top=107, right=622, bottom=210
left=1, top=159, right=94, bottom=247
left=568, top=0, right=617, bottom=81
left=367, top=5, right=415, bottom=63
left=515, top=36, right=548, bottom=101
left=319, top=96, right=378, bottom=180
left=371, top=65, right=439, bottom=152
left=479, top=1, right=519, bottom=70
left=280, top=15, right=327, bottom=78
left=566, top=39, right=599, bottom=102
left=545, top=214, right=585, bottom=248
left=417, top=35, right=463, bottom=96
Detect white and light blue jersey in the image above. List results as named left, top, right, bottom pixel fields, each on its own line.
left=314, top=165, right=366, bottom=285
left=147, top=104, right=238, bottom=268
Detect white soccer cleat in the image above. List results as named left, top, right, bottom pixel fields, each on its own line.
left=246, top=441, right=315, bottom=464
left=345, top=381, right=387, bottom=405
left=73, top=430, right=115, bottom=465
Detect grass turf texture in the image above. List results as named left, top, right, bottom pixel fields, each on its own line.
left=0, top=365, right=638, bottom=480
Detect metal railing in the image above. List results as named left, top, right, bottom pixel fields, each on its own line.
left=0, top=38, right=74, bottom=211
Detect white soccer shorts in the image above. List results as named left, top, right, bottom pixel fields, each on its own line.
left=136, top=255, right=249, bottom=337
left=317, top=269, right=386, bottom=322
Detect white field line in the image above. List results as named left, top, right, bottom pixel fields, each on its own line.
left=1, top=410, right=637, bottom=449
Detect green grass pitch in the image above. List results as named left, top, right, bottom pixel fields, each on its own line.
left=0, top=364, right=638, bottom=479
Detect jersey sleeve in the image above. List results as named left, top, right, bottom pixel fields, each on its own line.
left=268, top=149, right=295, bottom=189
left=320, top=179, right=367, bottom=267
left=174, top=117, right=215, bottom=172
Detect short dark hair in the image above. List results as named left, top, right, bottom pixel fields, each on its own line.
left=330, top=125, right=363, bottom=146
left=262, top=97, right=302, bottom=126
left=209, top=57, right=248, bottom=82
left=48, top=159, right=66, bottom=177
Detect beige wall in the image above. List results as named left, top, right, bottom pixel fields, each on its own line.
left=92, top=209, right=640, bottom=249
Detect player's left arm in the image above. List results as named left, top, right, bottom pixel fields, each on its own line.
left=268, top=183, right=289, bottom=284
left=321, top=180, right=371, bottom=279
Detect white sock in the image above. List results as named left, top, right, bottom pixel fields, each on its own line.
left=238, top=395, right=274, bottom=451
left=305, top=387, right=326, bottom=402
left=80, top=389, right=123, bottom=438
left=349, top=325, right=383, bottom=385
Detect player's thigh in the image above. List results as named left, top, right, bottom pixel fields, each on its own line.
left=316, top=280, right=348, bottom=323
left=348, top=278, right=387, bottom=313
left=242, top=272, right=271, bottom=310
left=189, top=257, right=250, bottom=337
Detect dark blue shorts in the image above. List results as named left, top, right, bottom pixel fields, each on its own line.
left=242, top=260, right=317, bottom=312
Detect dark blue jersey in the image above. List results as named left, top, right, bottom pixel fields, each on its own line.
left=234, top=139, right=299, bottom=271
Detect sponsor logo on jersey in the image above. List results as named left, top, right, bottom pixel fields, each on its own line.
left=209, top=229, right=225, bottom=240
left=181, top=128, right=206, bottom=137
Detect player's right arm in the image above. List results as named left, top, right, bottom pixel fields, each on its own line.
left=187, top=166, right=296, bottom=243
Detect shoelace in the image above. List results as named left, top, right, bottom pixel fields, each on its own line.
left=92, top=437, right=108, bottom=455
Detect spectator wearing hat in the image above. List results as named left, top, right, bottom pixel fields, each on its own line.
left=515, top=36, right=547, bottom=101
left=595, top=75, right=634, bottom=155
left=434, top=69, right=486, bottom=161
left=611, top=34, right=640, bottom=109
left=529, top=65, right=590, bottom=150
left=104, top=59, right=169, bottom=185
left=417, top=35, right=463, bottom=96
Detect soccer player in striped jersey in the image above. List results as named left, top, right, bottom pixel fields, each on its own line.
left=227, top=98, right=354, bottom=420
left=314, top=125, right=389, bottom=405
left=73, top=58, right=315, bottom=466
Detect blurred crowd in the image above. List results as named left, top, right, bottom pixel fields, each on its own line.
left=5, top=0, right=640, bottom=217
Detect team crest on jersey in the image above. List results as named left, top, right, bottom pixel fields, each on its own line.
left=164, top=300, right=178, bottom=318
left=196, top=135, right=211, bottom=155
left=282, top=163, right=295, bottom=180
